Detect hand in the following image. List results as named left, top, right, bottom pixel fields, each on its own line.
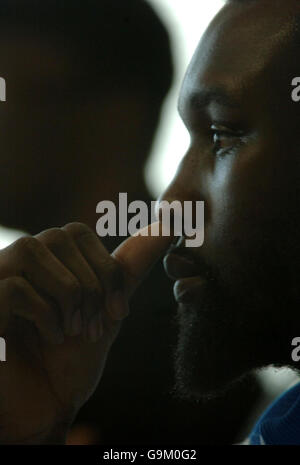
left=0, top=222, right=173, bottom=443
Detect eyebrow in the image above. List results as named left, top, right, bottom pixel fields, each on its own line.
left=178, top=87, right=241, bottom=117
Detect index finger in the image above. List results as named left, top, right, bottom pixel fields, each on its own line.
left=112, top=221, right=174, bottom=296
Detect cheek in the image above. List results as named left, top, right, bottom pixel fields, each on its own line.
left=203, top=150, right=291, bottom=299
left=207, top=145, right=286, bottom=237
left=205, top=156, right=243, bottom=239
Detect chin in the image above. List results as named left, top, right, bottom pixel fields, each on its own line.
left=171, top=299, right=241, bottom=401
left=170, top=255, right=299, bottom=402
left=171, top=290, right=276, bottom=402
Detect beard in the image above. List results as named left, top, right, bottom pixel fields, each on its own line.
left=171, top=269, right=296, bottom=402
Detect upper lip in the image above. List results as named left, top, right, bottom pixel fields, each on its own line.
left=163, top=242, right=211, bottom=281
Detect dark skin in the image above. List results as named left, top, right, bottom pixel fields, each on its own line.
left=161, top=0, right=300, bottom=398
left=1, top=0, right=300, bottom=442
left=0, top=222, right=172, bottom=443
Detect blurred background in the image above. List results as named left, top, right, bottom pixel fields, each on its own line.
left=145, top=0, right=224, bottom=197
left=0, top=0, right=298, bottom=445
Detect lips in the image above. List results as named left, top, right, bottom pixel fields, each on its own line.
left=163, top=252, right=199, bottom=280
left=174, top=276, right=208, bottom=304
left=164, top=250, right=209, bottom=304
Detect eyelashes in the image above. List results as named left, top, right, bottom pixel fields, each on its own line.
left=210, top=124, right=245, bottom=157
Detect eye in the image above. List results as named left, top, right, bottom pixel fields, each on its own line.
left=211, top=124, right=244, bottom=156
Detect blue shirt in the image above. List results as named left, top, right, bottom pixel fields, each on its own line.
left=249, top=381, right=300, bottom=445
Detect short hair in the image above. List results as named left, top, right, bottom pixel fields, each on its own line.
left=0, top=0, right=173, bottom=100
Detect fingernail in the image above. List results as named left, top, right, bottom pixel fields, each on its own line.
left=108, top=291, right=129, bottom=321
left=70, top=310, right=82, bottom=336
left=88, top=313, right=102, bottom=343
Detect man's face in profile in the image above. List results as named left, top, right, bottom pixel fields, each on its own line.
left=161, top=0, right=300, bottom=399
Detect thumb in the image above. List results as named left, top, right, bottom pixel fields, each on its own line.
left=112, top=221, right=174, bottom=297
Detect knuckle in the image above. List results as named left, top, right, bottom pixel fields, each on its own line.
left=63, top=222, right=94, bottom=239
left=40, top=228, right=68, bottom=247
left=15, top=236, right=40, bottom=258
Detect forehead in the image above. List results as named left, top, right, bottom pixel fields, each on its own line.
left=180, top=1, right=298, bottom=106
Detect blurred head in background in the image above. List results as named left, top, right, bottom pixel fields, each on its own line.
left=0, top=0, right=173, bottom=234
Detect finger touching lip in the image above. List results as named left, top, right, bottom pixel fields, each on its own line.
left=112, top=222, right=174, bottom=295
left=163, top=252, right=199, bottom=280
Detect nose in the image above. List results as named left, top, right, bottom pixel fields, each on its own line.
left=155, top=149, right=207, bottom=244
left=157, top=145, right=206, bottom=209
left=156, top=177, right=197, bottom=240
